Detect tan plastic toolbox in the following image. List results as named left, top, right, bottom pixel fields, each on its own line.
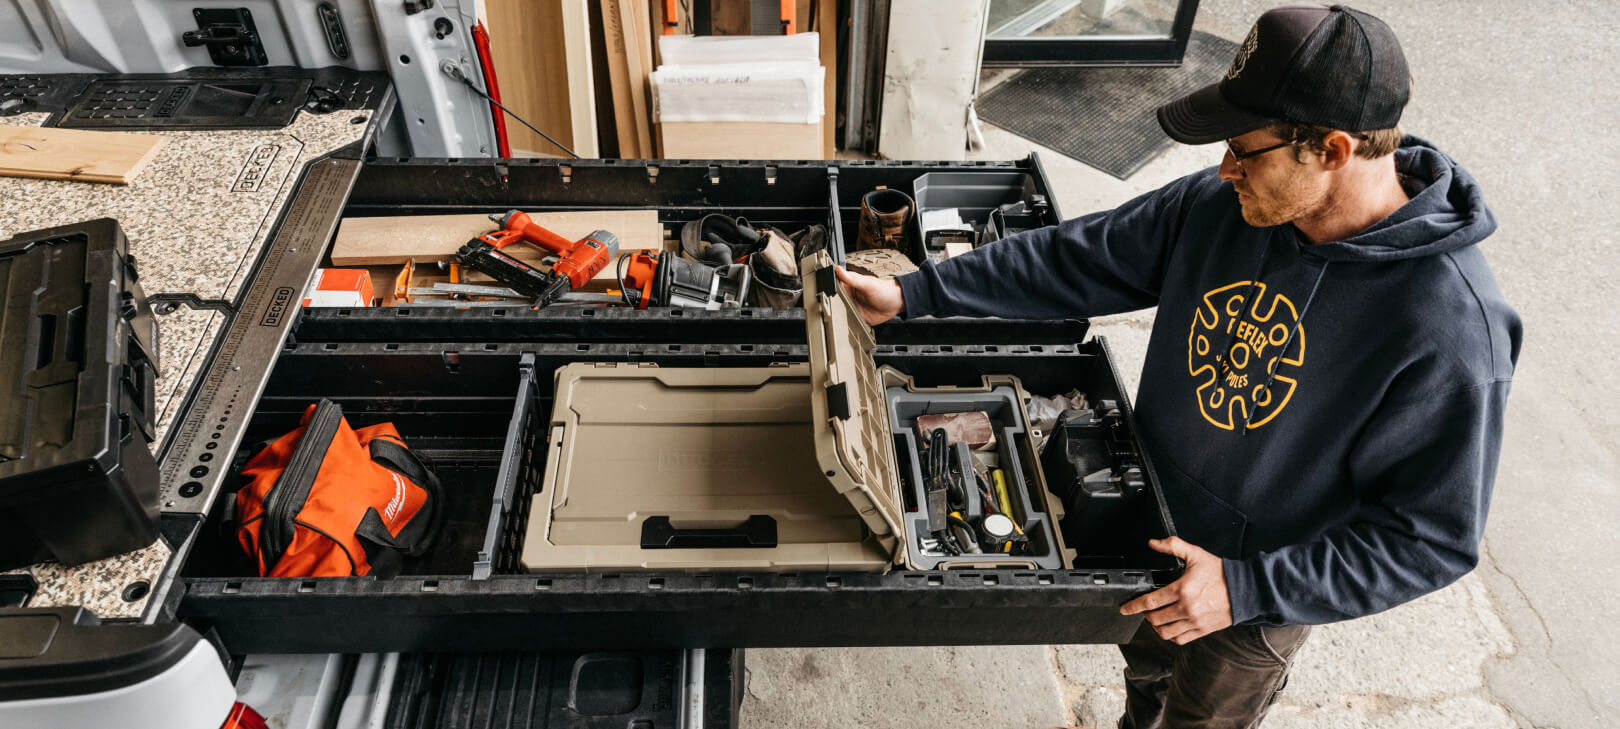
left=523, top=362, right=893, bottom=571
left=522, top=251, right=1069, bottom=573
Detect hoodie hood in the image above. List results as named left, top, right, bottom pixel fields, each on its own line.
left=1305, top=135, right=1498, bottom=263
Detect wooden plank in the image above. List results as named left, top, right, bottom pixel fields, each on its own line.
left=624, top=0, right=656, bottom=158
left=561, top=0, right=601, bottom=157
left=817, top=0, right=836, bottom=158
left=0, top=127, right=165, bottom=184
left=660, top=120, right=822, bottom=159
left=602, top=0, right=640, bottom=158
left=329, top=212, right=663, bottom=285
left=485, top=1, right=574, bottom=156
left=649, top=0, right=666, bottom=68
left=634, top=2, right=657, bottom=73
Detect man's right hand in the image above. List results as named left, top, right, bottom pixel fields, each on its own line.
left=834, top=266, right=905, bottom=326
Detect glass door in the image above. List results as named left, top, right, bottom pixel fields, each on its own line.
left=983, top=0, right=1201, bottom=67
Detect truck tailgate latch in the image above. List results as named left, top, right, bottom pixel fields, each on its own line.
left=182, top=8, right=269, bottom=67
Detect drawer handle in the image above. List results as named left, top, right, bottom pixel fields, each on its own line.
left=640, top=515, right=777, bottom=549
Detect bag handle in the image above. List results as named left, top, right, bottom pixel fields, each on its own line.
left=362, top=435, right=446, bottom=559
left=258, top=400, right=344, bottom=574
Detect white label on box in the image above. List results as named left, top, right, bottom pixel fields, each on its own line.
left=652, top=65, right=825, bottom=124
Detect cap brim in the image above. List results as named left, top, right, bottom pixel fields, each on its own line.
left=1156, top=83, right=1274, bottom=145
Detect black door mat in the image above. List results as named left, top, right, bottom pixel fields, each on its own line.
left=977, top=31, right=1239, bottom=180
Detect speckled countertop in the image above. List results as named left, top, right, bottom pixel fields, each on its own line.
left=1, top=109, right=371, bottom=618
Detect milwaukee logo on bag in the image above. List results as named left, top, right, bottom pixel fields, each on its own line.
left=236, top=399, right=443, bottom=578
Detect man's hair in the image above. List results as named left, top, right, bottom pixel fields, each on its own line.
left=1269, top=121, right=1403, bottom=160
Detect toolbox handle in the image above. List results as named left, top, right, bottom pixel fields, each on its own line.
left=640, top=515, right=778, bottom=549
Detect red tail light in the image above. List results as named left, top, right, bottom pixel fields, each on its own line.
left=471, top=21, right=511, bottom=158
left=220, top=701, right=270, bottom=729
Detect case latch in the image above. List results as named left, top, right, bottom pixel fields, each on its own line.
left=826, top=382, right=852, bottom=420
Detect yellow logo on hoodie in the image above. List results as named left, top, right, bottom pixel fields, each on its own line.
left=1188, top=281, right=1305, bottom=430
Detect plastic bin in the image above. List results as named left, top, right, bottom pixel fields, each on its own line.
left=910, top=171, right=1052, bottom=261
left=887, top=381, right=1064, bottom=570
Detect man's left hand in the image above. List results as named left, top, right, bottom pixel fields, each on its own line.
left=1119, top=537, right=1234, bottom=644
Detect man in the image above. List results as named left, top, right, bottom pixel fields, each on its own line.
left=837, top=4, right=1521, bottom=728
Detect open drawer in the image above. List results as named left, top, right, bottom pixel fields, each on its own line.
left=177, top=330, right=1178, bottom=654
left=161, top=156, right=1176, bottom=655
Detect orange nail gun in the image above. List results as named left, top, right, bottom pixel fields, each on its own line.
left=455, top=210, right=620, bottom=307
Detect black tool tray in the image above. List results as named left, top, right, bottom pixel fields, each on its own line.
left=168, top=157, right=1180, bottom=654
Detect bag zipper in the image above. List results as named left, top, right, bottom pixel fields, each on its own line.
left=259, top=399, right=344, bottom=572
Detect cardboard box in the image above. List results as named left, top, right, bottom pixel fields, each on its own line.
left=651, top=34, right=826, bottom=160
left=303, top=268, right=374, bottom=308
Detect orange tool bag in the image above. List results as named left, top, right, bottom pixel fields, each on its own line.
left=235, top=399, right=443, bottom=577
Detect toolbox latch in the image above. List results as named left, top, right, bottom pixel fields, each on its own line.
left=182, top=8, right=269, bottom=67
left=825, top=382, right=851, bottom=420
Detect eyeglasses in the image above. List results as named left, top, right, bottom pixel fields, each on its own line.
left=1224, top=139, right=1294, bottom=163
left=1225, top=132, right=1371, bottom=167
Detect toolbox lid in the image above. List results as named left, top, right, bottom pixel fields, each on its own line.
left=526, top=362, right=893, bottom=572
left=801, top=251, right=905, bottom=547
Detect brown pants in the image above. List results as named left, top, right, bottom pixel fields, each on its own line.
left=1117, top=621, right=1312, bottom=729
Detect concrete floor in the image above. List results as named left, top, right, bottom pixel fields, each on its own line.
left=739, top=2, right=1620, bottom=727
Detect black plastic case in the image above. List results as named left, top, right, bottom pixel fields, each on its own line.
left=0, top=218, right=161, bottom=570
left=169, top=158, right=1182, bottom=654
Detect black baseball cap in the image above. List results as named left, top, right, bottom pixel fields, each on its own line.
left=1157, top=4, right=1410, bottom=145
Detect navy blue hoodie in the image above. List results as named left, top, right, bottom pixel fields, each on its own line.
left=897, top=137, right=1522, bottom=626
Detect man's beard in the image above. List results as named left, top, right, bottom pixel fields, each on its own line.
left=1237, top=167, right=1323, bottom=228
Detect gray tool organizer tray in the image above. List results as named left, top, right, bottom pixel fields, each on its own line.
left=886, top=381, right=1064, bottom=571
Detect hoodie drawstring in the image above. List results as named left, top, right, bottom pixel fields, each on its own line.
left=1218, top=243, right=1273, bottom=381
left=1241, top=260, right=1331, bottom=435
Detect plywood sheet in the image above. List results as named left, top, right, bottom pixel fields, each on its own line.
left=330, top=211, right=663, bottom=282
left=817, top=0, right=836, bottom=158
left=0, top=126, right=165, bottom=184
left=486, top=0, right=598, bottom=158
left=561, top=0, right=601, bottom=157
left=602, top=0, right=634, bottom=155
left=629, top=0, right=657, bottom=156
left=659, top=120, right=823, bottom=159
left=485, top=1, right=572, bottom=156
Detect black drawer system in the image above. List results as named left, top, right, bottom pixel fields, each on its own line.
left=178, top=337, right=1175, bottom=653
left=157, top=157, right=1181, bottom=655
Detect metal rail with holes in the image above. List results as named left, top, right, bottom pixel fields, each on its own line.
left=156, top=158, right=360, bottom=515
